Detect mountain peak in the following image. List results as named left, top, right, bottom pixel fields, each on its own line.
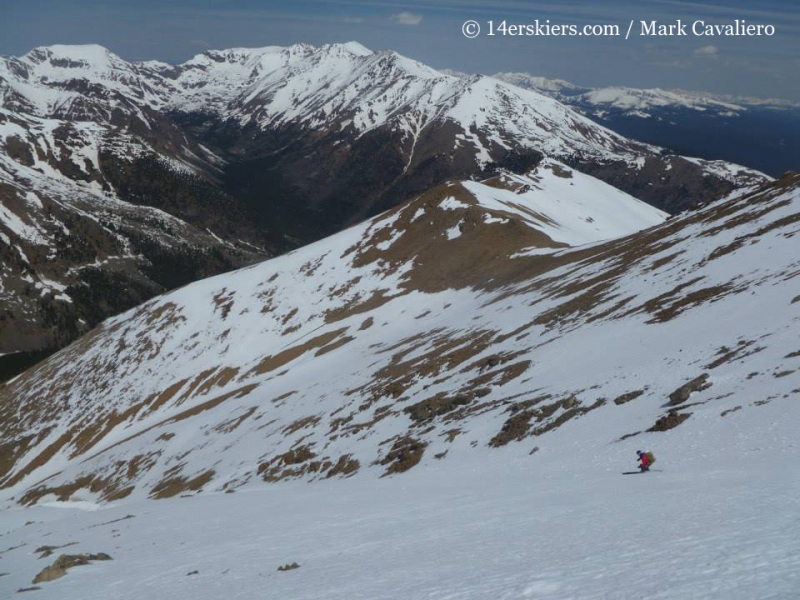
left=333, top=41, right=373, bottom=56
left=23, top=43, right=122, bottom=68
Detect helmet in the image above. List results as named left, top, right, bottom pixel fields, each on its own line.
left=636, top=450, right=643, bottom=456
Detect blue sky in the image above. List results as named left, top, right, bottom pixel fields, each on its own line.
left=2, top=0, right=798, bottom=100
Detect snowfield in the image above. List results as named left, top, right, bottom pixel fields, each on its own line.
left=1, top=400, right=798, bottom=599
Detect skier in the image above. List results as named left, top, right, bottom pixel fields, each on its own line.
left=636, top=450, right=655, bottom=472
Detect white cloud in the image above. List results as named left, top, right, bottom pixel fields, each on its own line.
left=391, top=11, right=423, bottom=26
left=694, top=45, right=719, bottom=58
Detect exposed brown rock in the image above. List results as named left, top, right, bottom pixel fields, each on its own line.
left=326, top=455, right=360, bottom=478
left=614, top=390, right=645, bottom=405
left=32, top=553, right=112, bottom=584
left=379, top=437, right=427, bottom=475
left=668, top=374, right=711, bottom=406
left=35, top=542, right=77, bottom=558
left=648, top=412, right=691, bottom=432
left=149, top=468, right=215, bottom=499
left=404, top=394, right=473, bottom=424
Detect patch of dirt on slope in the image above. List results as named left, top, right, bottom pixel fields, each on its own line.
left=283, top=415, right=321, bottom=435
left=668, top=374, right=711, bottom=406
left=326, top=454, right=360, bottom=478
left=647, top=411, right=691, bottom=432
left=379, top=436, right=427, bottom=475
left=279, top=445, right=317, bottom=465
left=145, top=302, right=186, bottom=330
left=175, top=368, right=219, bottom=404
left=404, top=393, right=473, bottom=424
left=340, top=406, right=396, bottom=437
left=338, top=182, right=565, bottom=297
left=32, top=553, right=112, bottom=584
left=316, top=335, right=355, bottom=356
left=245, top=328, right=348, bottom=376
left=706, top=341, right=765, bottom=369
left=150, top=466, right=216, bottom=499
left=323, top=289, right=398, bottom=324
left=21, top=474, right=126, bottom=506
left=21, top=451, right=161, bottom=505
left=488, top=394, right=559, bottom=447
left=71, top=384, right=258, bottom=474
left=467, top=360, right=531, bottom=388
left=614, top=389, right=646, bottom=405
left=489, top=394, right=604, bottom=446
left=531, top=398, right=606, bottom=436
left=647, top=284, right=739, bottom=323
left=356, top=329, right=501, bottom=408
left=195, top=367, right=242, bottom=397
left=140, top=379, right=189, bottom=418
left=257, top=445, right=332, bottom=482
left=211, top=406, right=259, bottom=434
left=212, top=289, right=235, bottom=320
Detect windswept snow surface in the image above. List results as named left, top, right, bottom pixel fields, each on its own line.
left=1, top=407, right=798, bottom=599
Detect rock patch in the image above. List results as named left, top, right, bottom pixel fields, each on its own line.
left=668, top=374, right=711, bottom=406
left=32, top=553, right=112, bottom=584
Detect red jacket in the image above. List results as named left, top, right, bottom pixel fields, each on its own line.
left=639, top=453, right=650, bottom=468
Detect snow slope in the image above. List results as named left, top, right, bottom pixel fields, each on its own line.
left=0, top=167, right=797, bottom=507
left=0, top=397, right=798, bottom=599
left=462, top=161, right=666, bottom=246
left=0, top=162, right=798, bottom=599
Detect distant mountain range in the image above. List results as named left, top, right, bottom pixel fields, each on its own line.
left=492, top=72, right=800, bottom=178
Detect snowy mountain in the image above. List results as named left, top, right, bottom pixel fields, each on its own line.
left=493, top=72, right=800, bottom=177
left=0, top=43, right=770, bottom=375
left=1, top=162, right=796, bottom=509
left=0, top=43, right=796, bottom=600
left=492, top=73, right=800, bottom=117
left=0, top=148, right=798, bottom=599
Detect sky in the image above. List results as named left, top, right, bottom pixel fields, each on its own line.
left=1, top=0, right=798, bottom=101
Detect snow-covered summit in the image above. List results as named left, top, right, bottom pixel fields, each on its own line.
left=0, top=42, right=630, bottom=160
left=579, top=86, right=744, bottom=116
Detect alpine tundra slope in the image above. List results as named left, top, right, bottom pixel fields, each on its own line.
left=0, top=163, right=798, bottom=597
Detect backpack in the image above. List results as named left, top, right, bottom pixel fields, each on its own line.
left=645, top=451, right=655, bottom=465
